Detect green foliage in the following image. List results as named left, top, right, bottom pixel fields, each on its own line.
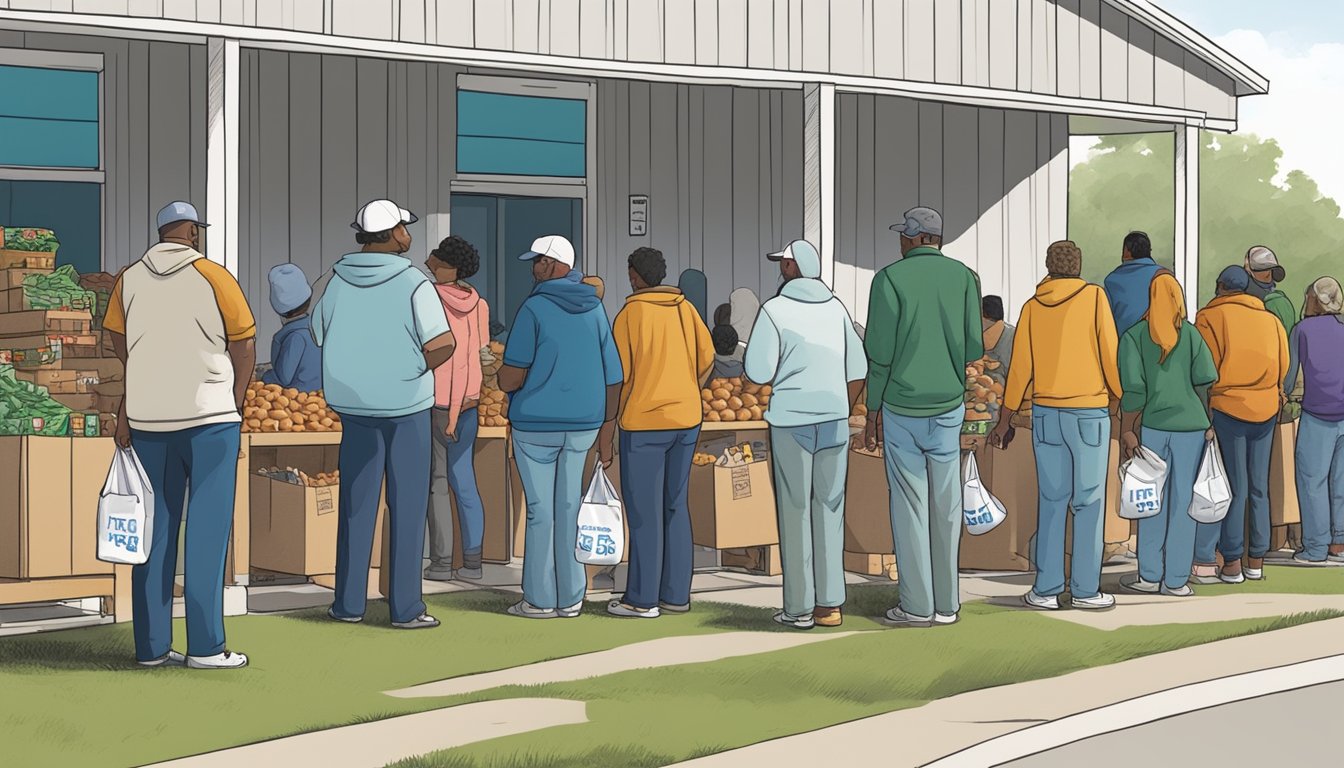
left=1069, top=132, right=1344, bottom=308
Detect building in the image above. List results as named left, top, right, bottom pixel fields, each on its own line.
left=0, top=0, right=1265, bottom=351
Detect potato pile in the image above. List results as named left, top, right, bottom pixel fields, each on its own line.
left=964, top=358, right=1006, bottom=423
left=701, top=377, right=770, bottom=423
left=481, top=341, right=505, bottom=390
left=692, top=452, right=717, bottom=466
left=849, top=394, right=870, bottom=430
left=243, top=384, right=342, bottom=433
left=258, top=467, right=340, bottom=487
left=478, top=386, right=509, bottom=427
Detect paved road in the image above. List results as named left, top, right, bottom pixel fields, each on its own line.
left=1003, top=680, right=1343, bottom=766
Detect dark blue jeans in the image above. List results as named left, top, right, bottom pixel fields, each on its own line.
left=331, top=410, right=432, bottom=624
left=1196, top=410, right=1275, bottom=562
left=619, top=427, right=700, bottom=610
left=130, top=423, right=241, bottom=661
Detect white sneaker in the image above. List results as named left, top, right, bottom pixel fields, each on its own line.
left=557, top=602, right=584, bottom=618
left=1161, top=584, right=1195, bottom=597
left=507, top=600, right=558, bottom=619
left=1071, top=592, right=1117, bottom=610
left=138, top=650, right=186, bottom=667
left=933, top=612, right=959, bottom=626
left=1023, top=591, right=1060, bottom=611
left=327, top=607, right=362, bottom=623
left=606, top=600, right=659, bottom=619
left=1219, top=568, right=1245, bottom=584
left=186, top=650, right=248, bottom=669
left=392, top=613, right=440, bottom=630
left=773, top=610, right=815, bottom=630
left=883, top=605, right=934, bottom=627
left=1120, top=574, right=1161, bottom=594
left=1244, top=567, right=1264, bottom=581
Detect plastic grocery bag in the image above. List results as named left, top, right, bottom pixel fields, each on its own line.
left=962, top=453, right=1006, bottom=535
left=1119, top=445, right=1168, bottom=520
left=1189, top=436, right=1232, bottom=524
left=97, top=447, right=155, bottom=565
left=575, top=467, right=624, bottom=566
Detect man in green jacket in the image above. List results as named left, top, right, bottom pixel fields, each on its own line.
left=1245, top=246, right=1296, bottom=334
left=864, top=206, right=983, bottom=627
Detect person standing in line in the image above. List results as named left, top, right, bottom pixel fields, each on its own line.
left=865, top=207, right=982, bottom=627
left=581, top=275, right=606, bottom=301
left=1245, top=246, right=1296, bottom=334
left=1286, top=277, right=1344, bottom=565
left=727, top=288, right=761, bottom=361
left=748, top=239, right=867, bottom=629
left=677, top=268, right=710, bottom=325
left=260, top=264, right=323, bottom=392
left=314, top=200, right=456, bottom=630
left=498, top=235, right=623, bottom=619
left=423, top=236, right=491, bottom=583
left=981, top=295, right=1015, bottom=374
left=1103, top=231, right=1172, bottom=335
left=1117, top=274, right=1218, bottom=597
left=1190, top=266, right=1290, bottom=584
left=710, top=324, right=745, bottom=379
left=603, top=247, right=714, bottom=619
left=105, top=201, right=257, bottom=669
left=991, top=240, right=1122, bottom=612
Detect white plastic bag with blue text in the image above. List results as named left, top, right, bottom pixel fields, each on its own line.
left=576, top=467, right=624, bottom=566
left=97, top=447, right=156, bottom=565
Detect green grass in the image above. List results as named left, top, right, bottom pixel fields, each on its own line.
left=391, top=599, right=1344, bottom=768
left=1193, top=564, right=1344, bottom=596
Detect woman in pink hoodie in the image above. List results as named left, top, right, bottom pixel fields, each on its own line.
left=423, top=236, right=490, bottom=582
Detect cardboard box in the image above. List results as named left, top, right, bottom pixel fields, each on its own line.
left=0, top=436, right=74, bottom=578
left=1, top=333, right=98, bottom=350
left=52, top=393, right=97, bottom=412
left=1, top=267, right=53, bottom=290
left=0, top=309, right=92, bottom=337
left=844, top=551, right=898, bottom=579
left=721, top=544, right=782, bottom=576
left=688, top=460, right=778, bottom=549
left=70, top=437, right=116, bottom=575
left=2, top=287, right=93, bottom=313
left=960, top=436, right=1038, bottom=572
left=249, top=475, right=340, bottom=576
left=16, top=368, right=97, bottom=394
left=1271, top=421, right=1300, bottom=526
left=54, top=356, right=123, bottom=382
left=843, top=445, right=893, bottom=553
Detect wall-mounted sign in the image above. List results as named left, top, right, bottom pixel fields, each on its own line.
left=629, top=194, right=648, bottom=237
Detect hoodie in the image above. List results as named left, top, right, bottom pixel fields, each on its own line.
left=1003, top=278, right=1122, bottom=412
left=1261, top=288, right=1297, bottom=336
left=261, top=314, right=323, bottom=393
left=311, top=252, right=451, bottom=418
left=103, top=243, right=256, bottom=432
left=745, top=278, right=867, bottom=428
left=1103, top=257, right=1166, bottom=334
left=1194, top=293, right=1290, bottom=423
left=613, top=287, right=715, bottom=431
left=503, top=271, right=623, bottom=432
left=432, top=283, right=490, bottom=435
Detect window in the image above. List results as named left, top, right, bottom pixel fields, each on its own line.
left=456, top=90, right=586, bottom=178
left=0, top=64, right=100, bottom=168
left=0, top=181, right=102, bottom=275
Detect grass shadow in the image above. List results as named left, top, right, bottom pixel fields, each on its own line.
left=0, top=630, right=140, bottom=672
left=389, top=743, right=692, bottom=768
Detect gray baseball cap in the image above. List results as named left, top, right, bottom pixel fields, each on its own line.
left=890, top=206, right=943, bottom=238
left=156, top=201, right=208, bottom=230
left=1246, top=245, right=1285, bottom=283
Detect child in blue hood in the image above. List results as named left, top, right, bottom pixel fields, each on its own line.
left=261, top=264, right=322, bottom=392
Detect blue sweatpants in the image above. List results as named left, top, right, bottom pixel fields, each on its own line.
left=619, top=427, right=700, bottom=610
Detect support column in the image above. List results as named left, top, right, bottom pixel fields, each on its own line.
left=803, top=83, right=836, bottom=286
left=206, top=37, right=240, bottom=275
left=1174, top=124, right=1200, bottom=317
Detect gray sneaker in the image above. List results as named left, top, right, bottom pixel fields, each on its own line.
left=1120, top=574, right=1161, bottom=594
left=933, top=612, right=959, bottom=626
left=392, top=613, right=441, bottom=630
left=1329, top=552, right=1344, bottom=564
left=659, top=601, right=691, bottom=614
left=1023, top=591, right=1060, bottom=611
left=883, top=605, right=934, bottom=627
left=773, top=610, right=815, bottom=630
left=507, top=600, right=558, bottom=619
left=1071, top=592, right=1117, bottom=610
left=454, top=566, right=484, bottom=581
left=423, top=566, right=455, bottom=582
left=606, top=600, right=659, bottom=619
left=327, top=607, right=363, bottom=623
left=557, top=602, right=584, bottom=619
left=1161, top=584, right=1195, bottom=597
left=138, top=650, right=186, bottom=667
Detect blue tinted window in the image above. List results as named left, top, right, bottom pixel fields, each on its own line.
left=457, top=90, right=586, bottom=177
left=0, top=65, right=100, bottom=169
left=0, top=180, right=102, bottom=274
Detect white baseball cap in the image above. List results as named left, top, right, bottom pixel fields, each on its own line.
left=351, top=199, right=418, bottom=234
left=766, top=239, right=822, bottom=279
left=519, top=234, right=576, bottom=268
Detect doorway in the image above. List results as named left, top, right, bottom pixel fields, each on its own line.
left=449, top=193, right=584, bottom=339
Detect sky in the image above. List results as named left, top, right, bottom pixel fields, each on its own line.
left=1072, top=1, right=1344, bottom=207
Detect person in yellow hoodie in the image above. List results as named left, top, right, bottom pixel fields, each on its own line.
left=991, top=241, right=1123, bottom=611
left=600, top=247, right=714, bottom=618
left=1191, top=266, right=1290, bottom=585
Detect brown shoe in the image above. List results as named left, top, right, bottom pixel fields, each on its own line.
left=813, top=607, right=843, bottom=627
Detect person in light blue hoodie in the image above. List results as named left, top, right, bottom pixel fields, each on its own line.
left=745, top=239, right=867, bottom=630
left=498, top=234, right=623, bottom=620
left=312, top=199, right=456, bottom=631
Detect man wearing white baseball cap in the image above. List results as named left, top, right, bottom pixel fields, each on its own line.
left=497, top=234, right=624, bottom=619
left=312, top=199, right=456, bottom=630
left=745, top=239, right=867, bottom=629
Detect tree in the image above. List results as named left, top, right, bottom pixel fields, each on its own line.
left=1069, top=132, right=1344, bottom=310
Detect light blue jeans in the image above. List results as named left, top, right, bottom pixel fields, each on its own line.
left=1031, top=406, right=1110, bottom=599
left=1295, top=413, right=1344, bottom=561
left=512, top=428, right=599, bottom=611
left=1137, top=428, right=1205, bottom=590
left=771, top=420, right=849, bottom=619
left=883, top=407, right=964, bottom=618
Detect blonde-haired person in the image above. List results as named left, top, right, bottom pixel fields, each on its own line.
left=1116, top=274, right=1218, bottom=596
left=1286, top=276, right=1344, bottom=565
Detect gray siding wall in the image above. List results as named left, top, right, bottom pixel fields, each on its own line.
left=0, top=29, right=205, bottom=276
left=1, top=0, right=1243, bottom=121
left=834, top=94, right=1069, bottom=324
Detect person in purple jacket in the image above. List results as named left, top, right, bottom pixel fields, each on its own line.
left=1287, top=276, right=1344, bottom=565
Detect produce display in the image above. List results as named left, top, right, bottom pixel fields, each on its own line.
left=478, top=386, right=509, bottom=428
left=692, top=451, right=717, bottom=466
left=14, top=265, right=95, bottom=311
left=700, top=377, right=771, bottom=422
left=0, top=363, right=73, bottom=436
left=78, top=271, right=118, bottom=327
left=963, top=356, right=1006, bottom=434
left=0, top=228, right=58, bottom=269
left=257, top=466, right=340, bottom=487
left=481, top=340, right=505, bottom=390
left=243, top=384, right=341, bottom=433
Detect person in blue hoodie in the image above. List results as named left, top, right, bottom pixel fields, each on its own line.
left=498, top=234, right=623, bottom=620
left=312, top=199, right=456, bottom=631
left=260, top=263, right=322, bottom=392
left=1103, top=231, right=1173, bottom=335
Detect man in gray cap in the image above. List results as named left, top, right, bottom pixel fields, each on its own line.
left=1245, top=245, right=1296, bottom=335
left=865, top=206, right=983, bottom=627
left=260, top=264, right=322, bottom=392
left=104, top=201, right=257, bottom=669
